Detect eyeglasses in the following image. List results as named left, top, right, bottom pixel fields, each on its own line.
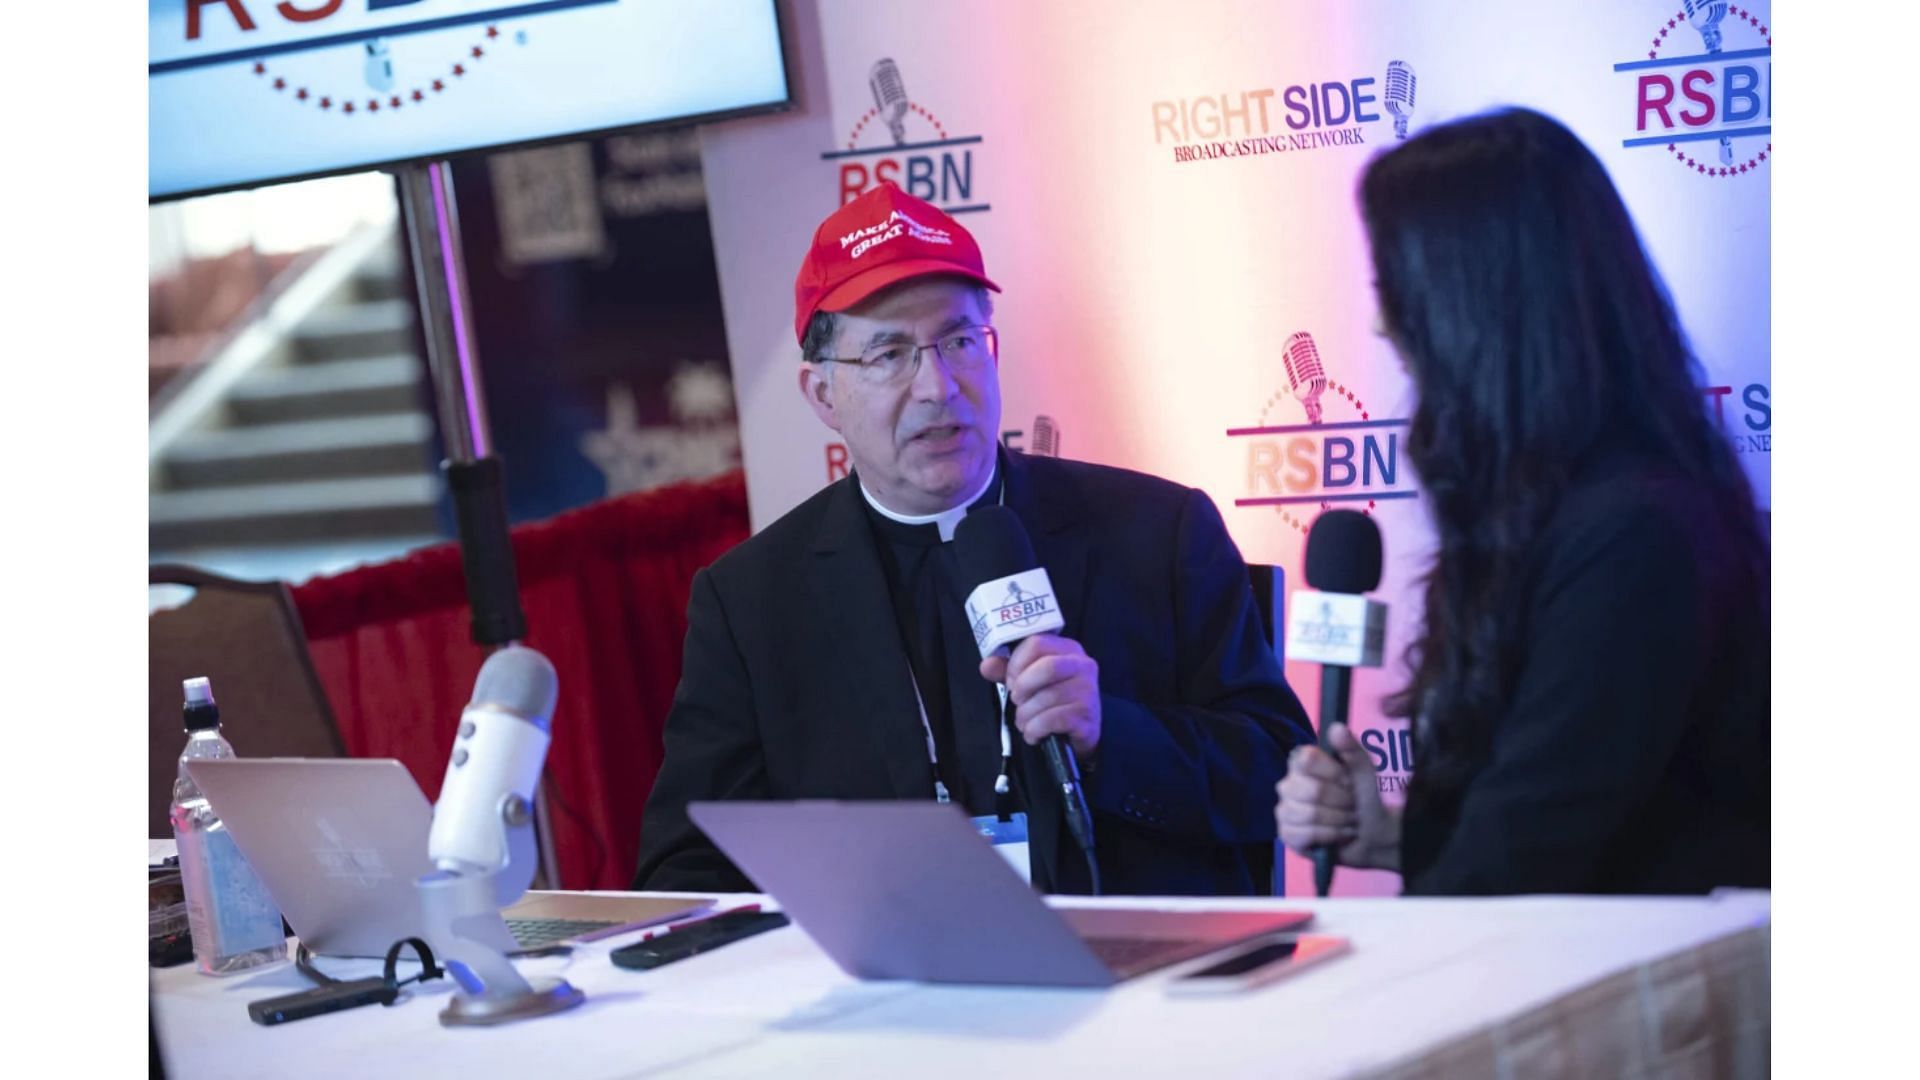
left=817, top=324, right=999, bottom=387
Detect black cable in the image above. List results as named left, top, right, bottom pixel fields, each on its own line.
left=1041, top=735, right=1101, bottom=895
left=292, top=940, right=443, bottom=997
left=380, top=937, right=443, bottom=995
left=294, top=944, right=338, bottom=986
left=1006, top=696, right=1102, bottom=896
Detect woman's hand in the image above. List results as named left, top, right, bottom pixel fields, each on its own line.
left=1276, top=722, right=1402, bottom=873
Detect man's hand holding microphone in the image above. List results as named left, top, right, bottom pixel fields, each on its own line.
left=978, top=635, right=1101, bottom=759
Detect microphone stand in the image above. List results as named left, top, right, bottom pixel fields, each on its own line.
left=398, top=161, right=561, bottom=885
left=394, top=161, right=526, bottom=650
left=397, top=161, right=580, bottom=1024
left=416, top=792, right=583, bottom=1026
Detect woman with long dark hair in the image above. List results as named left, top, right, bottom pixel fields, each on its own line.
left=1276, top=108, right=1769, bottom=894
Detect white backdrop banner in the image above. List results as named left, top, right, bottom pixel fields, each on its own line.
left=699, top=0, right=1771, bottom=895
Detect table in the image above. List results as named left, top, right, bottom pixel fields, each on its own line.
left=151, top=890, right=1770, bottom=1078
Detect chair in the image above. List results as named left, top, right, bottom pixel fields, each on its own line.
left=1246, top=562, right=1290, bottom=896
left=1246, top=563, right=1286, bottom=665
left=149, top=564, right=345, bottom=839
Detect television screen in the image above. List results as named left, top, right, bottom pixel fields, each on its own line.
left=150, top=0, right=790, bottom=200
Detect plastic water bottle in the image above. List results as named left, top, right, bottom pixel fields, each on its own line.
left=169, top=677, right=287, bottom=975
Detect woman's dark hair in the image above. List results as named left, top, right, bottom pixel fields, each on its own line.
left=1360, top=107, right=1763, bottom=811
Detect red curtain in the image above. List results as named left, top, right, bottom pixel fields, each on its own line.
left=291, top=470, right=749, bottom=890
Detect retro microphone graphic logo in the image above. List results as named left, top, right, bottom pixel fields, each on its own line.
left=870, top=58, right=911, bottom=146
left=1383, top=60, right=1416, bottom=140
left=1030, top=415, right=1062, bottom=457
left=1683, top=1, right=1734, bottom=164
left=1282, top=332, right=1329, bottom=425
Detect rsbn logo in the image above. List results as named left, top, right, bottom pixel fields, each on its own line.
left=1614, top=3, right=1771, bottom=178
left=1226, top=331, right=1417, bottom=535
left=823, top=57, right=989, bottom=215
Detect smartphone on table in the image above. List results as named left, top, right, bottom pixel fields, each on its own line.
left=1165, top=934, right=1350, bottom=995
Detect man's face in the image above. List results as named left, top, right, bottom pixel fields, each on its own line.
left=800, top=278, right=1001, bottom=514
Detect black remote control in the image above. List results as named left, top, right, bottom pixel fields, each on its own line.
left=610, top=912, right=791, bottom=971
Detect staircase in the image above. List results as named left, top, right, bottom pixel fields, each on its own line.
left=149, top=227, right=446, bottom=567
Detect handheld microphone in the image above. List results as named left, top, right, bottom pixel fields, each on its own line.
left=1288, top=511, right=1387, bottom=897
left=428, top=646, right=559, bottom=876
left=869, top=58, right=911, bottom=147
left=1384, top=60, right=1417, bottom=140
left=1282, top=332, right=1329, bottom=425
left=953, top=505, right=1101, bottom=892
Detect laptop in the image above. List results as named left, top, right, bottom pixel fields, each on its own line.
left=185, top=758, right=711, bottom=958
left=688, top=800, right=1311, bottom=987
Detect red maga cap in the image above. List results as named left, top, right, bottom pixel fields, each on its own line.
left=792, top=182, right=1000, bottom=344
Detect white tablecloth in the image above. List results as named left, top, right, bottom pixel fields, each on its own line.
left=151, top=890, right=1770, bottom=1078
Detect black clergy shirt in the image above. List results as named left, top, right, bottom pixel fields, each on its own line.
left=857, top=473, right=1011, bottom=816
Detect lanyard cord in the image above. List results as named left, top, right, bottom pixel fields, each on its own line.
left=907, top=667, right=1012, bottom=804
left=900, top=470, right=1012, bottom=806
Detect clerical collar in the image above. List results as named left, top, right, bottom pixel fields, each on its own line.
left=858, top=465, right=1000, bottom=542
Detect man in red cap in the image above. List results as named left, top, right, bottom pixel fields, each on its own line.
left=634, top=183, right=1312, bottom=896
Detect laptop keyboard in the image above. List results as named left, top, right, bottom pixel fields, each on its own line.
left=1083, top=936, right=1205, bottom=974
left=505, top=917, right=619, bottom=949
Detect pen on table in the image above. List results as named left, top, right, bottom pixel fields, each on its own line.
left=639, top=904, right=763, bottom=942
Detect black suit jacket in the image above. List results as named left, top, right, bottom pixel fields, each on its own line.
left=633, top=451, right=1313, bottom=895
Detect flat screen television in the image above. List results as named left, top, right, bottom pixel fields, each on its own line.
left=149, top=0, right=791, bottom=200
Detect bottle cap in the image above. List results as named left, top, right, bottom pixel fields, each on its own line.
left=182, top=677, right=221, bottom=732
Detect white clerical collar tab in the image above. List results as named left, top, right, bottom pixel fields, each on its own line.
left=859, top=468, right=999, bottom=542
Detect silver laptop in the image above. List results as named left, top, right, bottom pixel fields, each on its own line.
left=688, top=800, right=1310, bottom=987
left=185, top=758, right=711, bottom=958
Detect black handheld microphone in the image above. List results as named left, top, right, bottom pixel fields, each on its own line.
left=953, top=505, right=1101, bottom=893
left=1289, top=510, right=1388, bottom=897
